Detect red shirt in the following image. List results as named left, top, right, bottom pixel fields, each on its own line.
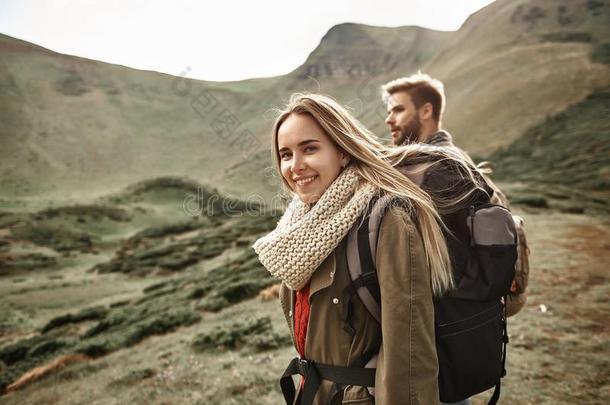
left=294, top=282, right=311, bottom=357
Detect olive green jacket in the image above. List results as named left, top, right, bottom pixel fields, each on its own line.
left=279, top=207, right=440, bottom=405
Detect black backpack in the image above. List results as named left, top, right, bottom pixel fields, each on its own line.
left=345, top=190, right=517, bottom=404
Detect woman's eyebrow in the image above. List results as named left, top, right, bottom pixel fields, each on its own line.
left=278, top=139, right=320, bottom=152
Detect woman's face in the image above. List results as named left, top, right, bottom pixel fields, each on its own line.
left=277, top=113, right=347, bottom=204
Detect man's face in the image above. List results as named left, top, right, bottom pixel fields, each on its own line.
left=385, top=91, right=422, bottom=146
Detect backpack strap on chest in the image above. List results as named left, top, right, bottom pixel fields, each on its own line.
left=345, top=194, right=395, bottom=325
left=280, top=357, right=376, bottom=405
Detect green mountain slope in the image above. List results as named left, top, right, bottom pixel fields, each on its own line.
left=489, top=89, right=610, bottom=213
left=0, top=24, right=447, bottom=201
left=426, top=0, right=610, bottom=154
left=0, top=0, right=609, bottom=202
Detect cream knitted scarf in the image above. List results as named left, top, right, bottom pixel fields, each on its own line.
left=253, top=166, right=376, bottom=290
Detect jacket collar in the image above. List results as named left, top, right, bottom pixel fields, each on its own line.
left=308, top=249, right=337, bottom=303
left=279, top=284, right=296, bottom=344
left=424, top=130, right=454, bottom=147
left=279, top=251, right=337, bottom=349
left=283, top=246, right=338, bottom=317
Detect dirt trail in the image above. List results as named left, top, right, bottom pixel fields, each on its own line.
left=473, top=210, right=610, bottom=404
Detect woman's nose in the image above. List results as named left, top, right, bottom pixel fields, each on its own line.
left=291, top=154, right=307, bottom=172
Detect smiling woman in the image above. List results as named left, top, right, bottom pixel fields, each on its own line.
left=277, top=114, right=349, bottom=204
left=253, top=93, right=454, bottom=404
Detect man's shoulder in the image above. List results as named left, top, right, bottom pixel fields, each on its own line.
left=425, top=130, right=454, bottom=147
left=425, top=130, right=474, bottom=162
left=420, top=157, right=493, bottom=210
left=421, top=160, right=466, bottom=195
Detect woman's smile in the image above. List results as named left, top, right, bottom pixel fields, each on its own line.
left=294, top=175, right=318, bottom=187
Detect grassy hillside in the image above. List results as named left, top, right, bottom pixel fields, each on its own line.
left=491, top=89, right=610, bottom=190
left=0, top=34, right=285, bottom=201
left=486, top=89, right=610, bottom=215
left=0, top=24, right=447, bottom=203
left=1, top=0, right=608, bottom=202
left=0, top=176, right=283, bottom=397
left=1, top=194, right=608, bottom=403
left=427, top=0, right=610, bottom=155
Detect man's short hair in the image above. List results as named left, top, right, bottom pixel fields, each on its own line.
left=382, top=72, right=446, bottom=122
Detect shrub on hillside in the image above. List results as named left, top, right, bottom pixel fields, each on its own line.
left=0, top=253, right=57, bottom=271
left=42, top=306, right=109, bottom=333
left=10, top=223, right=93, bottom=252
left=38, top=205, right=130, bottom=221
left=540, top=32, right=592, bottom=43
left=55, top=72, right=89, bottom=96
left=192, top=316, right=290, bottom=352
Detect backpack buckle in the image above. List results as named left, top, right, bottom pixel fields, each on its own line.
left=360, top=272, right=377, bottom=286
left=297, top=358, right=310, bottom=377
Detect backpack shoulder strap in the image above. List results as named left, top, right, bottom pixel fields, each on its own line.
left=346, top=194, right=395, bottom=324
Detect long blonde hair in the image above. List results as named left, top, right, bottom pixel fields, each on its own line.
left=385, top=143, right=490, bottom=214
left=271, top=93, right=453, bottom=296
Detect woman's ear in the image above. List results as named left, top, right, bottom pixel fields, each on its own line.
left=341, top=153, right=350, bottom=168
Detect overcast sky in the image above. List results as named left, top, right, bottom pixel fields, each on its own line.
left=0, top=0, right=496, bottom=81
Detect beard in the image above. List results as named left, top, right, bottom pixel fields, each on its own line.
left=394, top=117, right=422, bottom=146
